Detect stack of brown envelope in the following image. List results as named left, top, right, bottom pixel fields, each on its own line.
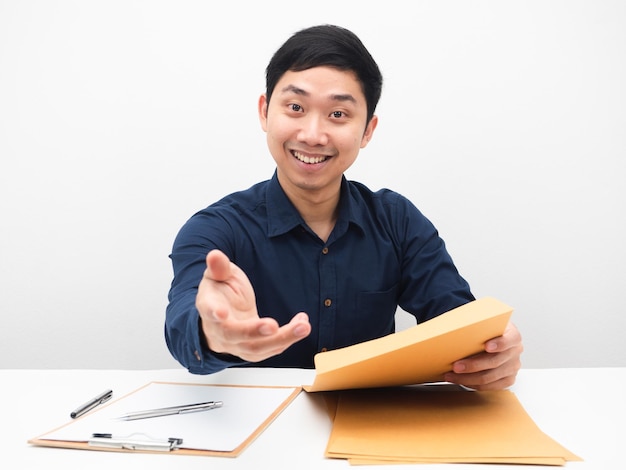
left=321, top=385, right=582, bottom=465
left=304, top=298, right=582, bottom=466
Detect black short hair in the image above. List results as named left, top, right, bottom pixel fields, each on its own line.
left=265, top=24, right=383, bottom=124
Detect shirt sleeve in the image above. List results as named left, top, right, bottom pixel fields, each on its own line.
left=394, top=194, right=475, bottom=322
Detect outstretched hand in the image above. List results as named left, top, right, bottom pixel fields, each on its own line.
left=195, top=249, right=311, bottom=363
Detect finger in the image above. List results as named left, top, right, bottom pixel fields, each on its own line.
left=287, top=312, right=312, bottom=338
left=213, top=313, right=308, bottom=347
left=445, top=367, right=501, bottom=390
left=204, top=316, right=276, bottom=356
left=485, top=322, right=522, bottom=353
left=217, top=313, right=311, bottom=362
left=259, top=313, right=311, bottom=355
left=250, top=313, right=310, bottom=342
left=225, top=317, right=280, bottom=341
left=452, top=350, right=509, bottom=374
left=446, top=351, right=521, bottom=390
left=445, top=370, right=517, bottom=391
left=209, top=305, right=231, bottom=322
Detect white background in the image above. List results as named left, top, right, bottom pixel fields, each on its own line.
left=1, top=0, right=624, bottom=369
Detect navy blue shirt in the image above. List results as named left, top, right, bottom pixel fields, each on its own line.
left=166, top=172, right=474, bottom=374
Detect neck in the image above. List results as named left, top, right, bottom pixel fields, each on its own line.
left=279, top=178, right=341, bottom=243
left=299, top=197, right=339, bottom=243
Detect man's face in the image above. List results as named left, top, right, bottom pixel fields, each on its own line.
left=259, top=66, right=377, bottom=200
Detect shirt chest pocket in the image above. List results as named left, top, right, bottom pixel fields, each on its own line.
left=349, top=284, right=399, bottom=344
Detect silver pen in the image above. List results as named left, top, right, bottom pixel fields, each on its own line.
left=71, top=389, right=113, bottom=419
left=117, top=400, right=223, bottom=421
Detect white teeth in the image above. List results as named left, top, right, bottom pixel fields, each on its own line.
left=293, top=151, right=327, bottom=164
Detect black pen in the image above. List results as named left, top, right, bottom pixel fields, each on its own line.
left=70, top=389, right=113, bottom=419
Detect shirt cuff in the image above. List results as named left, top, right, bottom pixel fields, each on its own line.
left=187, top=313, right=248, bottom=374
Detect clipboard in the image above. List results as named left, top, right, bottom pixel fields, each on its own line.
left=29, top=381, right=301, bottom=457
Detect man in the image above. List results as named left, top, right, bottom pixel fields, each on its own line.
left=166, top=24, right=522, bottom=391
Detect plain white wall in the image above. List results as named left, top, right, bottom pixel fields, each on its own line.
left=1, top=0, right=624, bottom=369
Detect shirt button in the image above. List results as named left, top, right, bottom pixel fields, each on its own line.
left=322, top=247, right=329, bottom=255
left=324, top=298, right=332, bottom=307
left=194, top=350, right=201, bottom=361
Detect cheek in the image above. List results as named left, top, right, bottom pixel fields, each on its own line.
left=265, top=123, right=293, bottom=159
left=266, top=118, right=293, bottom=143
left=336, top=131, right=367, bottom=154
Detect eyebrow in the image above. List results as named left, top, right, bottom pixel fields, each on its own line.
left=280, top=84, right=357, bottom=104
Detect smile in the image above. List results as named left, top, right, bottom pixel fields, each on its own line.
left=292, top=150, right=329, bottom=164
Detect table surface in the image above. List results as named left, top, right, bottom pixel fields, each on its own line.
left=2, top=367, right=623, bottom=469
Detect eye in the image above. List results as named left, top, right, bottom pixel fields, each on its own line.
left=290, top=103, right=303, bottom=112
left=331, top=111, right=344, bottom=119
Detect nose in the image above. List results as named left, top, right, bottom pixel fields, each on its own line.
left=297, top=114, right=329, bottom=146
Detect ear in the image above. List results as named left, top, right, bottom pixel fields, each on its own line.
left=258, top=94, right=269, bottom=132
left=360, top=115, right=378, bottom=149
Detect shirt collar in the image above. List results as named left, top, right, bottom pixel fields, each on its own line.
left=265, top=171, right=365, bottom=239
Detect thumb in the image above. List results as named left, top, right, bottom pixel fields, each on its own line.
left=205, top=249, right=232, bottom=282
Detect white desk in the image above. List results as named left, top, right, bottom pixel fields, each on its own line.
left=2, top=367, right=623, bottom=469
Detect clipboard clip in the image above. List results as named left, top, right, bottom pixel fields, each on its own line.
left=89, top=433, right=183, bottom=452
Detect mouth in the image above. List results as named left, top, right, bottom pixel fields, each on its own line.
left=292, top=150, right=329, bottom=164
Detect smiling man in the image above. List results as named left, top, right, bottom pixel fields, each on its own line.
left=165, top=25, right=523, bottom=391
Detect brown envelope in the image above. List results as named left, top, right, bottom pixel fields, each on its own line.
left=325, top=386, right=582, bottom=465
left=306, top=297, right=513, bottom=392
